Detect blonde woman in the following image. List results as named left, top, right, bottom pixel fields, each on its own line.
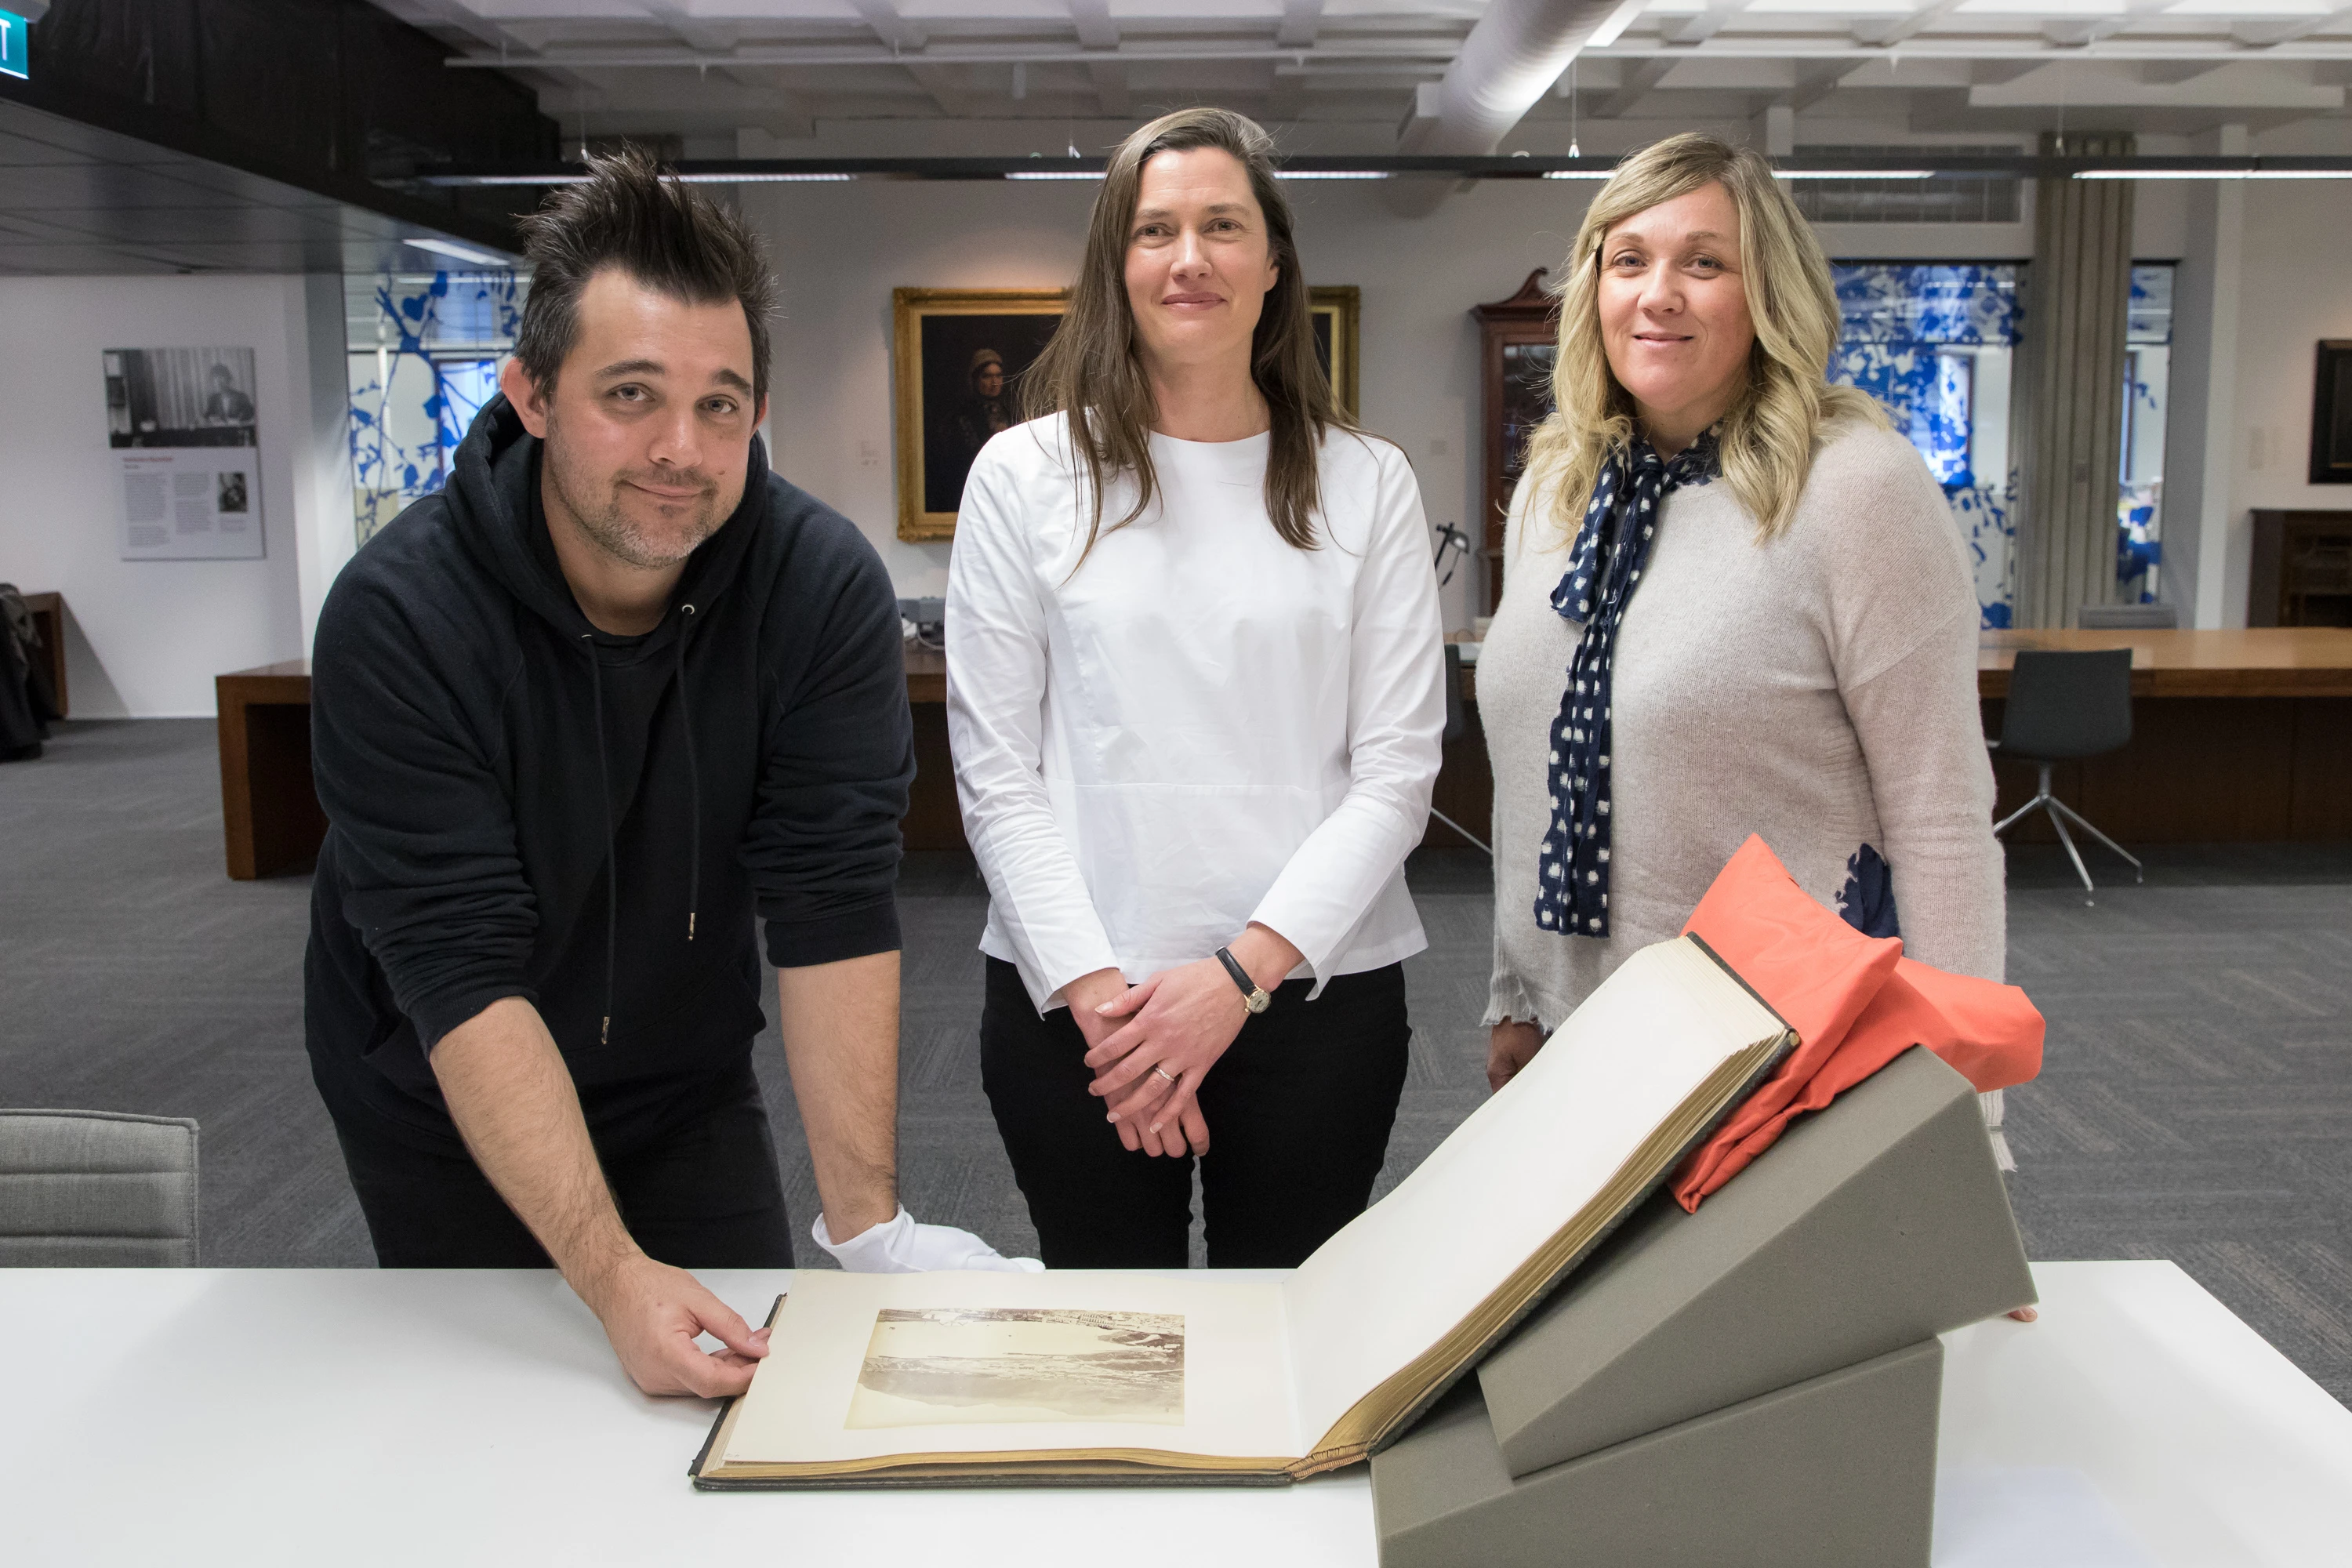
left=947, top=109, right=1444, bottom=1268
left=1483, top=133, right=2005, bottom=1105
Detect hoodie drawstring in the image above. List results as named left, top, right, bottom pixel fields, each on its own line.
left=583, top=605, right=703, bottom=1048
left=583, top=633, right=619, bottom=1047
left=676, top=603, right=702, bottom=944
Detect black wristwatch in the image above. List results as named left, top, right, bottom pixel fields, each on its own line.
left=1214, top=946, right=1273, bottom=1014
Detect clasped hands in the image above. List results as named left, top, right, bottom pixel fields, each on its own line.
left=1066, top=924, right=1303, bottom=1160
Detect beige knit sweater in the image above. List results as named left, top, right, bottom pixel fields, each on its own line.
left=1482, top=419, right=2005, bottom=1034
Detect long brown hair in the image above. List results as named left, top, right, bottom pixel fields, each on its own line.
left=1521, top=132, right=1885, bottom=546
left=1024, top=107, right=1354, bottom=561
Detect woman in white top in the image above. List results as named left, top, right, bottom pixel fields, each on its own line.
left=947, top=108, right=1444, bottom=1268
left=1481, top=133, right=2009, bottom=1135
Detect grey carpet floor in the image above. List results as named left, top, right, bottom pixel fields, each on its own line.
left=2, top=720, right=2347, bottom=1407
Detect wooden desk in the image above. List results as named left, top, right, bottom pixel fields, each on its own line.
left=19, top=590, right=66, bottom=717
left=1977, top=629, right=2352, bottom=843
left=215, top=660, right=325, bottom=880
left=1976, top=627, right=2352, bottom=698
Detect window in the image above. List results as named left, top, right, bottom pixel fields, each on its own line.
left=346, top=270, right=526, bottom=546
left=2120, top=263, right=2173, bottom=605
left=1828, top=263, right=2021, bottom=626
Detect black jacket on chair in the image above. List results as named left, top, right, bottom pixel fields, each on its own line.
left=304, top=396, right=914, bottom=1152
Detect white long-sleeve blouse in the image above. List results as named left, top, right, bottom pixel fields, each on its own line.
left=946, top=413, right=1446, bottom=1014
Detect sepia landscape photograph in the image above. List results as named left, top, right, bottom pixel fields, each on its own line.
left=845, top=1308, right=1186, bottom=1429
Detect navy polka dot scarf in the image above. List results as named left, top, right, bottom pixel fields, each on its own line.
left=1534, top=430, right=1719, bottom=940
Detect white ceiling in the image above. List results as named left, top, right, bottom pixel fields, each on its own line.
left=374, top=0, right=2352, bottom=151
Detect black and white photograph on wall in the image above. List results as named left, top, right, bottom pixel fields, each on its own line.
left=103, top=347, right=260, bottom=448
left=102, top=347, right=264, bottom=561
left=891, top=286, right=1362, bottom=543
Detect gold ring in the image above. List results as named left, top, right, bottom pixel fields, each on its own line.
left=1152, top=1066, right=1178, bottom=1087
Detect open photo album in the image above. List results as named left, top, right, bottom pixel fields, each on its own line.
left=692, top=932, right=1794, bottom=1488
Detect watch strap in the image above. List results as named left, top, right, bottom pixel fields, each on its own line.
left=1214, top=946, right=1272, bottom=1013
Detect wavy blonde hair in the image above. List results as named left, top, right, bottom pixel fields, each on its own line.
left=1522, top=132, right=1884, bottom=546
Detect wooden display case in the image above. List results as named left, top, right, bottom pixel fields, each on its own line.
left=2249, top=510, right=2352, bottom=627
left=1471, top=270, right=1560, bottom=614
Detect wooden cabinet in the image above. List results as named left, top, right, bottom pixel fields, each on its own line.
left=2249, top=510, right=2352, bottom=627
left=1471, top=270, right=1559, bottom=615
left=20, top=591, right=65, bottom=717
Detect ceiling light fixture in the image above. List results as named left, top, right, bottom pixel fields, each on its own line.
left=1541, top=169, right=1613, bottom=180
left=2074, top=169, right=2352, bottom=180
left=672, top=171, right=857, bottom=183
left=1773, top=170, right=1936, bottom=180
left=404, top=237, right=513, bottom=265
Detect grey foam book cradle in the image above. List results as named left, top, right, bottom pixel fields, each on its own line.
left=1370, top=1045, right=2035, bottom=1568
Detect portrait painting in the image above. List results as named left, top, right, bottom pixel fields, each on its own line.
left=892, top=285, right=1363, bottom=542
left=2311, top=340, right=2352, bottom=484
left=844, top=1307, right=1186, bottom=1429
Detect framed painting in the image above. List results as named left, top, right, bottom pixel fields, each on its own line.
left=893, top=288, right=1069, bottom=542
left=892, top=285, right=1364, bottom=542
left=2310, top=340, right=2352, bottom=484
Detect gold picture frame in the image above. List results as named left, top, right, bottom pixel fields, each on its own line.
left=892, top=284, right=1364, bottom=543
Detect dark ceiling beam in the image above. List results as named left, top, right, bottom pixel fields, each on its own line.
left=413, top=152, right=2352, bottom=184
left=2, top=0, right=546, bottom=255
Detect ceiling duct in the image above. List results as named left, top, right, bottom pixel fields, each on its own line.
left=1396, top=0, right=1632, bottom=155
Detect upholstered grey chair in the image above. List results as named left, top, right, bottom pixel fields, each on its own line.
left=0, top=1110, right=200, bottom=1265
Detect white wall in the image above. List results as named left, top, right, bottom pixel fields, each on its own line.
left=0, top=274, right=349, bottom=717
left=747, top=170, right=2241, bottom=634
left=751, top=176, right=2110, bottom=633
left=2205, top=179, right=2352, bottom=625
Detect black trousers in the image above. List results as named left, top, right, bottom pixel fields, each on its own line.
left=327, top=1065, right=796, bottom=1270
left=980, top=957, right=1410, bottom=1269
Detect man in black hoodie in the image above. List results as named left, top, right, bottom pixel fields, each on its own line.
left=307, top=152, right=1030, bottom=1399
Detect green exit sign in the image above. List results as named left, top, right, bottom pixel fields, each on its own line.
left=0, top=9, right=27, bottom=82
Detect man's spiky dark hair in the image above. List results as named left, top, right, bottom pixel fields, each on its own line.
left=511, top=146, right=776, bottom=403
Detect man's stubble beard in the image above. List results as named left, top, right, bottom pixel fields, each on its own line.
left=541, top=408, right=732, bottom=572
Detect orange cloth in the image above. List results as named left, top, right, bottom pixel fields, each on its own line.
left=1671, top=836, right=2044, bottom=1211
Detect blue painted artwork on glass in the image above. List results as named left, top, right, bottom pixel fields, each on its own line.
left=1828, top=263, right=2021, bottom=628
left=347, top=270, right=525, bottom=546
left=2118, top=263, right=2174, bottom=604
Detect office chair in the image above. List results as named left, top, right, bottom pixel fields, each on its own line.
left=1989, top=648, right=2143, bottom=901
left=0, top=1109, right=200, bottom=1265
left=1430, top=642, right=1490, bottom=856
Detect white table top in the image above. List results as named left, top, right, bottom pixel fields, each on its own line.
left=3, top=1261, right=2346, bottom=1566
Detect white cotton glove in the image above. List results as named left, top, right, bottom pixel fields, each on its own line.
left=811, top=1206, right=1044, bottom=1273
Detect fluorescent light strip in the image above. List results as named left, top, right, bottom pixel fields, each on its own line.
left=1006, top=170, right=1104, bottom=180
left=673, top=171, right=856, bottom=183
left=1541, top=170, right=1613, bottom=180
left=1277, top=169, right=1388, bottom=180
left=445, top=173, right=591, bottom=185
left=2074, top=169, right=2352, bottom=180
left=405, top=237, right=512, bottom=266
left=1773, top=170, right=1936, bottom=180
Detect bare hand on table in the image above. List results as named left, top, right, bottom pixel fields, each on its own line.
left=577, top=1250, right=771, bottom=1399
left=1487, top=1020, right=1547, bottom=1092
